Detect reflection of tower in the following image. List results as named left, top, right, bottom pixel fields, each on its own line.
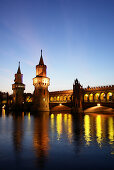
left=12, top=62, right=25, bottom=105
left=12, top=115, right=24, bottom=152
left=72, top=114, right=83, bottom=153
left=33, top=114, right=49, bottom=168
left=33, top=50, right=50, bottom=111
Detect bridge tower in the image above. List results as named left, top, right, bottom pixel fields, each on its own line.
left=12, top=62, right=25, bottom=105
left=73, top=79, right=83, bottom=113
left=33, top=50, right=50, bottom=112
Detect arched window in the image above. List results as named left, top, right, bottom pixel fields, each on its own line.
left=84, top=94, right=89, bottom=102
left=54, top=97, right=56, bottom=102
left=63, top=96, right=67, bottom=101
left=94, top=93, right=100, bottom=102
left=67, top=96, right=71, bottom=101
left=60, top=96, right=63, bottom=101
left=50, top=97, right=53, bottom=102
left=107, top=92, right=112, bottom=102
left=57, top=96, right=60, bottom=101
left=100, top=93, right=105, bottom=102
left=89, top=94, right=93, bottom=102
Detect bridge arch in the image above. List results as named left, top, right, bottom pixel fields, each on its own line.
left=67, top=95, right=71, bottom=101
left=100, top=93, right=106, bottom=102
left=107, top=92, right=113, bottom=102
left=89, top=93, right=93, bottom=102
left=84, top=94, right=89, bottom=102
left=50, top=96, right=54, bottom=102
left=57, top=96, right=60, bottom=102
left=94, top=93, right=100, bottom=102
left=60, top=96, right=63, bottom=102
left=63, top=96, right=67, bottom=102
left=54, top=96, right=56, bottom=102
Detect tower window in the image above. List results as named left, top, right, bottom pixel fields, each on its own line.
left=44, top=90, right=45, bottom=95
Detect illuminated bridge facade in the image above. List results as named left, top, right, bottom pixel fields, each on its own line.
left=49, top=85, right=114, bottom=109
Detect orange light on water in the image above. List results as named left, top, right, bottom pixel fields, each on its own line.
left=84, top=115, right=91, bottom=145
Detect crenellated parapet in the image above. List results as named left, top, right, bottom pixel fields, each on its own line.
left=84, top=85, right=114, bottom=91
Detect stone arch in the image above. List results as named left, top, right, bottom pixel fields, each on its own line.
left=94, top=93, right=100, bottom=102
left=67, top=95, right=71, bottom=101
left=63, top=96, right=67, bottom=102
left=57, top=96, right=60, bottom=102
left=84, top=94, right=89, bottom=102
left=60, top=96, right=63, bottom=102
left=100, top=93, right=106, bottom=102
left=89, top=93, right=93, bottom=102
left=54, top=96, right=57, bottom=102
left=50, top=97, right=53, bottom=102
left=107, top=92, right=113, bottom=102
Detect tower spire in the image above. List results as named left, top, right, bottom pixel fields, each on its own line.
left=17, top=61, right=21, bottom=74
left=39, top=49, right=44, bottom=65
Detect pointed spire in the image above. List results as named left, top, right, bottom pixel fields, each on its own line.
left=17, top=61, right=21, bottom=74
left=39, top=49, right=44, bottom=65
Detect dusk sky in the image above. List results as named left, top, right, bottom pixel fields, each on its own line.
left=0, top=0, right=114, bottom=94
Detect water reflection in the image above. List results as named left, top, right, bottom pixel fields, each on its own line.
left=108, top=117, right=114, bottom=144
left=56, top=114, right=62, bottom=140
left=50, top=113, right=73, bottom=142
left=0, top=111, right=113, bottom=169
left=83, top=114, right=114, bottom=149
left=33, top=113, right=49, bottom=168
left=96, top=115, right=102, bottom=146
left=84, top=115, right=91, bottom=145
left=2, top=108, right=5, bottom=119
left=12, top=114, right=24, bottom=152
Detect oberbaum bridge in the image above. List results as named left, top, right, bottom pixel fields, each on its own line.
left=2, top=50, right=114, bottom=113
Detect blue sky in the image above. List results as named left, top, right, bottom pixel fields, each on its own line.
left=0, top=0, right=114, bottom=94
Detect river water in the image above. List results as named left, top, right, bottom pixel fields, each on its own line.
left=0, top=109, right=114, bottom=170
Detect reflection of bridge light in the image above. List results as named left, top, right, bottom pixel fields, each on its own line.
left=22, top=112, right=24, bottom=118
left=84, top=115, right=91, bottom=145
left=67, top=114, right=73, bottom=143
left=108, top=117, right=114, bottom=144
left=64, top=114, right=67, bottom=132
left=56, top=114, right=62, bottom=140
left=96, top=115, right=102, bottom=147
left=28, top=112, right=31, bottom=120
left=51, top=114, right=55, bottom=135
left=2, top=108, right=5, bottom=118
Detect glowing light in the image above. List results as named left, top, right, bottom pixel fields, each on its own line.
left=28, top=112, right=31, bottom=120
left=22, top=112, right=24, bottom=118
left=95, top=93, right=100, bottom=102
left=2, top=105, right=5, bottom=109
left=96, top=115, right=102, bottom=147
left=97, top=103, right=100, bottom=106
left=84, top=115, right=91, bottom=145
left=107, top=92, right=112, bottom=101
left=56, top=114, right=62, bottom=140
left=84, top=94, right=89, bottom=102
left=108, top=117, right=114, bottom=144
left=67, top=114, right=73, bottom=143
left=59, top=103, right=62, bottom=106
left=2, top=108, right=5, bottom=118
left=51, top=114, right=55, bottom=135
left=89, top=93, right=93, bottom=102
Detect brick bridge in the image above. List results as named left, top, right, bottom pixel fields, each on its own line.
left=49, top=85, right=114, bottom=110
